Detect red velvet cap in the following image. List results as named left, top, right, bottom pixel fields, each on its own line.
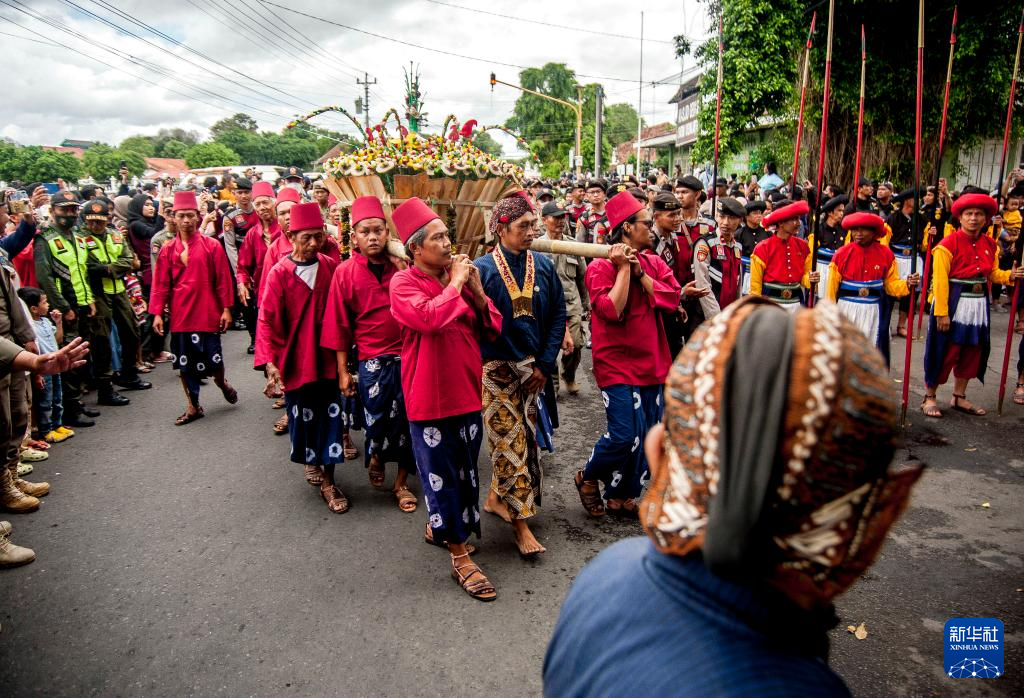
left=762, top=199, right=810, bottom=227
left=328, top=192, right=338, bottom=206
left=252, top=181, right=275, bottom=200
left=605, top=190, right=645, bottom=230
left=173, top=190, right=198, bottom=211
left=289, top=202, right=324, bottom=233
left=841, top=211, right=886, bottom=236
left=351, top=196, right=385, bottom=227
left=275, top=187, right=300, bottom=205
left=392, top=196, right=439, bottom=244
left=951, top=193, right=997, bottom=219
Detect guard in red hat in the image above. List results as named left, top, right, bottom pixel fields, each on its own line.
left=254, top=201, right=350, bottom=513
left=321, top=195, right=417, bottom=513
left=577, top=191, right=681, bottom=520
left=826, top=212, right=919, bottom=365
left=150, top=190, right=238, bottom=426
left=235, top=181, right=281, bottom=354
left=257, top=198, right=339, bottom=302
left=389, top=196, right=503, bottom=602
left=750, top=200, right=817, bottom=312
left=921, top=192, right=1023, bottom=417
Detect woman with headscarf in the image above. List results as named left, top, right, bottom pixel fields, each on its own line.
left=544, top=297, right=924, bottom=697
left=126, top=193, right=164, bottom=295
left=575, top=191, right=681, bottom=519
left=111, top=195, right=132, bottom=233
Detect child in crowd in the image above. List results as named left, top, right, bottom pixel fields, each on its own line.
left=17, top=287, right=72, bottom=444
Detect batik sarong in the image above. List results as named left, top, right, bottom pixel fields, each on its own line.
left=582, top=384, right=663, bottom=501
left=358, top=355, right=414, bottom=471
left=170, top=331, right=223, bottom=378
left=284, top=379, right=345, bottom=466
left=481, top=358, right=550, bottom=520
left=409, top=412, right=484, bottom=545
left=924, top=277, right=991, bottom=386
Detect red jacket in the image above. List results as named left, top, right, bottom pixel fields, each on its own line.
left=321, top=254, right=404, bottom=359
left=149, top=234, right=233, bottom=333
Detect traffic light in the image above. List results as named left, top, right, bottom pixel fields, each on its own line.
left=489, top=72, right=496, bottom=86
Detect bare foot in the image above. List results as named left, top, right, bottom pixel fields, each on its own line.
left=512, top=519, right=545, bottom=557
left=483, top=490, right=512, bottom=523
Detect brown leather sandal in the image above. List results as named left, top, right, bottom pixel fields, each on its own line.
left=424, top=523, right=474, bottom=553
left=320, top=483, right=349, bottom=513
left=175, top=407, right=204, bottom=426
left=343, top=434, right=358, bottom=461
left=273, top=414, right=289, bottom=435
left=574, top=469, right=605, bottom=517
left=368, top=456, right=386, bottom=488
left=607, top=499, right=640, bottom=520
left=921, top=394, right=942, bottom=418
left=394, top=486, right=417, bottom=512
left=272, top=398, right=285, bottom=409
left=450, top=552, right=497, bottom=602
left=950, top=394, right=986, bottom=416
left=304, top=464, right=324, bottom=486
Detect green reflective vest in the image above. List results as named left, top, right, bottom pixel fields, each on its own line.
left=83, top=231, right=127, bottom=294
left=45, top=230, right=92, bottom=306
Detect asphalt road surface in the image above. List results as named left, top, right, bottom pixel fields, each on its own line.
left=2, top=312, right=1021, bottom=697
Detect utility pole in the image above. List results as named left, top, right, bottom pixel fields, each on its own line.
left=635, top=11, right=644, bottom=177
left=594, top=85, right=604, bottom=176
left=357, top=72, right=377, bottom=130
left=491, top=72, right=583, bottom=176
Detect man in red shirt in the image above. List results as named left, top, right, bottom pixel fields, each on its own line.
left=749, top=200, right=819, bottom=312
left=322, top=196, right=417, bottom=514
left=151, top=191, right=237, bottom=425
left=236, top=181, right=282, bottom=355
left=389, top=197, right=503, bottom=602
left=256, top=202, right=348, bottom=513
left=827, top=212, right=919, bottom=365
left=576, top=192, right=681, bottom=520
left=922, top=193, right=1023, bottom=417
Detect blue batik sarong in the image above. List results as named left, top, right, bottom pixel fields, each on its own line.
left=409, top=412, right=484, bottom=545
left=582, top=384, right=663, bottom=501
left=284, top=379, right=345, bottom=466
left=358, top=355, right=414, bottom=471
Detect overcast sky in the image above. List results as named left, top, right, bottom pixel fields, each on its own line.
left=0, top=0, right=708, bottom=157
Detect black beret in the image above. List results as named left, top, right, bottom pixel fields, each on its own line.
left=606, top=183, right=630, bottom=198
left=82, top=198, right=110, bottom=220
left=822, top=194, right=849, bottom=213
left=857, top=176, right=872, bottom=187
left=893, top=187, right=921, bottom=203
left=674, top=175, right=703, bottom=192
left=716, top=196, right=745, bottom=218
left=540, top=201, right=567, bottom=217
left=233, top=177, right=253, bottom=191
left=715, top=177, right=728, bottom=186
left=653, top=192, right=681, bottom=211
left=744, top=200, right=767, bottom=213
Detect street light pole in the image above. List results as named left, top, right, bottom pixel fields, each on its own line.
left=490, top=72, right=583, bottom=176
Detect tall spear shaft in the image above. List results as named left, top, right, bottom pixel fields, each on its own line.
left=916, top=7, right=958, bottom=339
left=852, top=25, right=867, bottom=193
left=901, top=0, right=926, bottom=427
left=710, top=13, right=724, bottom=218
left=808, top=0, right=835, bottom=307
left=996, top=8, right=1024, bottom=416
left=790, top=12, right=816, bottom=195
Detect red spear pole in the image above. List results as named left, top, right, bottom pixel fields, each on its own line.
left=790, top=12, right=816, bottom=195
left=916, top=7, right=958, bottom=339
left=710, top=13, right=724, bottom=218
left=996, top=8, right=1024, bottom=416
left=852, top=25, right=866, bottom=194
left=900, top=0, right=925, bottom=427
left=808, top=0, right=835, bottom=308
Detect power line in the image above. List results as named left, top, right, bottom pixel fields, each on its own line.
left=425, top=0, right=676, bottom=45
left=261, top=1, right=647, bottom=84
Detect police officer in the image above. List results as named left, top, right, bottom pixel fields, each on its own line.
left=82, top=199, right=152, bottom=397
left=34, top=191, right=101, bottom=426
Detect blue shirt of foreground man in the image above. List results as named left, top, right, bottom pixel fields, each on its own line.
left=544, top=297, right=924, bottom=697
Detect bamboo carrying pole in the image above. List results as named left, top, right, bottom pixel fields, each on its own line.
left=385, top=237, right=612, bottom=262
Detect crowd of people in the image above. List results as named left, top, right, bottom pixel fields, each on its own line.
left=0, top=161, right=1022, bottom=614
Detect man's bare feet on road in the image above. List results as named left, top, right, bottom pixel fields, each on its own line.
left=483, top=490, right=512, bottom=523
left=512, top=519, right=545, bottom=557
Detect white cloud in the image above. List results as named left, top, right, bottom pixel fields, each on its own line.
left=0, top=0, right=709, bottom=156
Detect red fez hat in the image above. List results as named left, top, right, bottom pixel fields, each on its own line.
left=275, top=187, right=300, bottom=205
left=951, top=193, right=997, bottom=219
left=605, top=190, right=645, bottom=230
left=392, top=197, right=439, bottom=244
left=173, top=190, right=198, bottom=211
left=328, top=192, right=338, bottom=206
left=762, top=199, right=810, bottom=227
left=841, top=211, right=886, bottom=237
left=289, top=202, right=324, bottom=233
left=252, top=181, right=275, bottom=200
left=351, top=196, right=385, bottom=227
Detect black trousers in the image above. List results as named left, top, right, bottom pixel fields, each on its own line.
left=96, top=292, right=140, bottom=380
left=62, top=308, right=111, bottom=410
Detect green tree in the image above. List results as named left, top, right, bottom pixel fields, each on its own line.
left=185, top=142, right=241, bottom=168
left=0, top=145, right=83, bottom=183
left=505, top=63, right=583, bottom=168
left=153, top=128, right=200, bottom=156
left=82, top=147, right=147, bottom=180
left=119, top=135, right=156, bottom=157
left=473, top=131, right=503, bottom=157
left=603, top=103, right=643, bottom=148
left=210, top=113, right=259, bottom=140
left=159, top=139, right=189, bottom=159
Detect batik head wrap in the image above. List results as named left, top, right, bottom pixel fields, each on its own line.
left=488, top=192, right=534, bottom=236
left=640, top=296, right=923, bottom=610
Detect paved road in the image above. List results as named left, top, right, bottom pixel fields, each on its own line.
left=2, top=312, right=1021, bottom=697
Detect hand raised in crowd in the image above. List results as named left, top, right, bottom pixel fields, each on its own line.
left=30, top=186, right=48, bottom=210
left=34, top=336, right=89, bottom=375
left=119, top=167, right=129, bottom=184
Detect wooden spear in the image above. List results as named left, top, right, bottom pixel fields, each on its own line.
left=789, top=12, right=816, bottom=195
left=808, top=0, right=835, bottom=307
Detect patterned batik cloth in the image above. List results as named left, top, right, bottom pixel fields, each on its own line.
left=582, top=383, right=663, bottom=501
left=283, top=379, right=345, bottom=466
left=170, top=331, right=223, bottom=378
left=358, top=355, right=414, bottom=471
left=409, top=412, right=484, bottom=545
left=481, top=359, right=546, bottom=520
